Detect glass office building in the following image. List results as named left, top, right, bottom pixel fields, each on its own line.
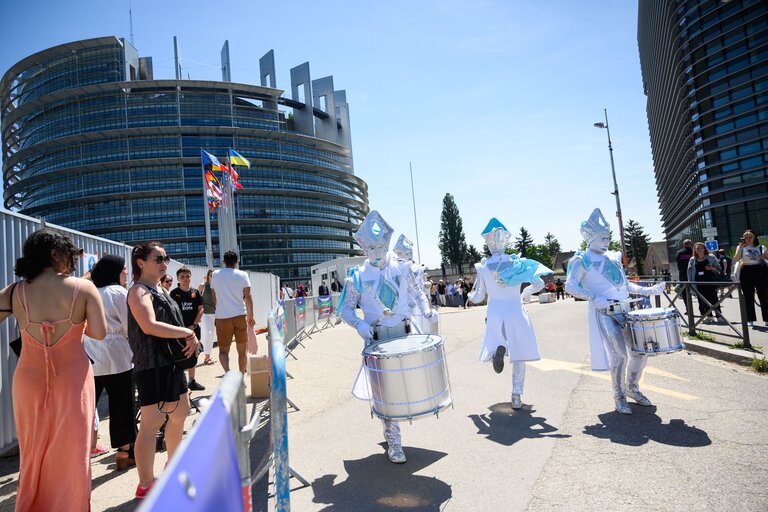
left=1, top=37, right=368, bottom=282
left=638, top=0, right=768, bottom=260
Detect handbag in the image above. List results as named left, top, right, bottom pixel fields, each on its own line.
left=732, top=260, right=742, bottom=283
left=2, top=283, right=22, bottom=358
left=142, top=285, right=198, bottom=370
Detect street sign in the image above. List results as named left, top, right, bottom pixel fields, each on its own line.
left=705, top=240, right=719, bottom=252
left=702, top=227, right=718, bottom=238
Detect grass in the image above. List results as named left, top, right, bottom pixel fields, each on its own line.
left=683, top=331, right=716, bottom=342
left=731, top=341, right=763, bottom=351
left=751, top=357, right=768, bottom=373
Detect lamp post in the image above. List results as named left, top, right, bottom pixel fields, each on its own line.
left=594, top=108, right=628, bottom=267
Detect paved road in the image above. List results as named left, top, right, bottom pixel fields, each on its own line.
left=268, top=299, right=768, bottom=511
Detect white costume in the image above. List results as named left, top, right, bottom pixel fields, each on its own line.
left=339, top=212, right=437, bottom=463
left=565, top=208, right=665, bottom=414
left=393, top=234, right=436, bottom=335
left=468, top=218, right=552, bottom=409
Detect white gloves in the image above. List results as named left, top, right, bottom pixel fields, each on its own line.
left=648, top=282, right=666, bottom=295
left=426, top=308, right=439, bottom=324
left=521, top=286, right=533, bottom=304
left=593, top=296, right=611, bottom=309
left=356, top=322, right=372, bottom=340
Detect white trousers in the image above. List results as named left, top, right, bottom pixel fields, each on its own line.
left=200, top=313, right=216, bottom=356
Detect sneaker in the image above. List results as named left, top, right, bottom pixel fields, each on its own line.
left=387, top=444, right=407, bottom=464
left=511, top=394, right=523, bottom=410
left=492, top=346, right=506, bottom=374
left=614, top=397, right=632, bottom=415
left=90, top=444, right=109, bottom=457
left=627, top=389, right=652, bottom=407
left=189, top=379, right=206, bottom=391
left=135, top=480, right=155, bottom=499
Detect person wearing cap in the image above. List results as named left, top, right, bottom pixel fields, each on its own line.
left=467, top=218, right=553, bottom=409
left=339, top=211, right=438, bottom=463
left=565, top=208, right=665, bottom=415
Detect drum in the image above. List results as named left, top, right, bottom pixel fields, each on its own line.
left=626, top=307, right=685, bottom=355
left=362, top=334, right=452, bottom=421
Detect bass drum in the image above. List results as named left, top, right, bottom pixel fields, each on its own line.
left=362, top=334, right=452, bottom=421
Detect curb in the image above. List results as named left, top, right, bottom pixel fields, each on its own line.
left=683, top=338, right=764, bottom=366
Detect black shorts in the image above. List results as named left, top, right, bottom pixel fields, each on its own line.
left=134, top=366, right=188, bottom=407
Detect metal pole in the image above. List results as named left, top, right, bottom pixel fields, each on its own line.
left=201, top=149, right=214, bottom=268
left=602, top=109, right=628, bottom=267
left=409, top=162, right=422, bottom=263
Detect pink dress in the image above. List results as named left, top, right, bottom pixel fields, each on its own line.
left=12, top=281, right=94, bottom=511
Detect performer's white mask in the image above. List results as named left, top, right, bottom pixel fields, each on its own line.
left=580, top=208, right=611, bottom=254
left=393, top=234, right=414, bottom=261
left=365, top=243, right=389, bottom=268
left=481, top=218, right=511, bottom=255
left=354, top=210, right=394, bottom=269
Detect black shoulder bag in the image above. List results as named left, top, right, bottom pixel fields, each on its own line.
left=1, top=283, right=22, bottom=358
left=143, top=285, right=198, bottom=370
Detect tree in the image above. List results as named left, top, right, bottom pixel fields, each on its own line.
left=544, top=232, right=561, bottom=258
left=514, top=227, right=534, bottom=257
left=624, top=219, right=651, bottom=275
left=438, top=193, right=469, bottom=275
left=525, top=244, right=553, bottom=269
left=482, top=244, right=492, bottom=258
left=465, top=244, right=482, bottom=265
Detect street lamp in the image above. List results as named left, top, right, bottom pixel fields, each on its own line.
left=594, top=108, right=628, bottom=267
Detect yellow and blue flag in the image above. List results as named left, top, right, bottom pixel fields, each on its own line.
left=228, top=149, right=251, bottom=169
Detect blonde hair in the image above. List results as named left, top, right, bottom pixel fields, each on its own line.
left=693, top=241, right=710, bottom=255
left=743, top=230, right=758, bottom=246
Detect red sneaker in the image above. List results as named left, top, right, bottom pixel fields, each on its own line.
left=135, top=480, right=155, bottom=499
left=90, top=444, right=109, bottom=457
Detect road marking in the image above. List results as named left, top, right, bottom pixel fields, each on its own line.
left=528, top=358, right=699, bottom=401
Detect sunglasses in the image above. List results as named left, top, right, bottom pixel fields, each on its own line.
left=163, top=279, right=173, bottom=283
left=151, top=255, right=171, bottom=264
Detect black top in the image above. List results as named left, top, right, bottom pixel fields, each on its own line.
left=170, top=287, right=203, bottom=327
left=676, top=247, right=693, bottom=277
left=128, top=285, right=185, bottom=372
left=318, top=285, right=329, bottom=296
left=694, top=258, right=717, bottom=282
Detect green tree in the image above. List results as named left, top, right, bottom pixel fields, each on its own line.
left=544, top=232, right=561, bottom=257
left=514, top=227, right=534, bottom=257
left=438, top=193, right=469, bottom=274
left=465, top=244, right=482, bottom=265
left=525, top=244, right=553, bottom=269
left=482, top=244, right=492, bottom=258
left=624, top=219, right=651, bottom=275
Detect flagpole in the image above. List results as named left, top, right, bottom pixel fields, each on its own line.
left=201, top=148, right=214, bottom=268
left=410, top=162, right=422, bottom=263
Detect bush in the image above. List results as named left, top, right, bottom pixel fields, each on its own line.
left=751, top=357, right=768, bottom=373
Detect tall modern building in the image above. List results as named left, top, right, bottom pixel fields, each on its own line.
left=638, top=0, right=768, bottom=263
left=1, top=36, right=368, bottom=282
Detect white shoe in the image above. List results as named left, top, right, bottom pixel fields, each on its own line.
left=748, top=321, right=754, bottom=327
left=627, top=389, right=652, bottom=407
left=511, top=394, right=523, bottom=410
left=615, top=398, right=632, bottom=415
left=387, top=444, right=406, bottom=464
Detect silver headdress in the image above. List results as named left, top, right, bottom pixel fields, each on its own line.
left=579, top=208, right=610, bottom=244
left=393, top=234, right=414, bottom=261
left=353, top=210, right=394, bottom=249
left=481, top=218, right=511, bottom=255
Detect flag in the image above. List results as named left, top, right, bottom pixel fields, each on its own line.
left=205, top=171, right=223, bottom=200
left=228, top=149, right=251, bottom=168
left=225, top=164, right=238, bottom=182
left=201, top=149, right=225, bottom=171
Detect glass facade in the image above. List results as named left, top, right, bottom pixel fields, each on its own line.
left=638, top=0, right=768, bottom=260
left=1, top=37, right=368, bottom=281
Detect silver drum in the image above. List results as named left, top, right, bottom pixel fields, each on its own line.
left=626, top=307, right=685, bottom=355
left=362, top=334, right=453, bottom=421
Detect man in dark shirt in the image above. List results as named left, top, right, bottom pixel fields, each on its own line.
left=676, top=239, right=693, bottom=313
left=318, top=280, right=330, bottom=296
left=171, top=267, right=205, bottom=391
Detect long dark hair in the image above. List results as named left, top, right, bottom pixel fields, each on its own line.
left=14, top=229, right=79, bottom=282
left=131, top=241, right=163, bottom=281
left=90, top=254, right=125, bottom=288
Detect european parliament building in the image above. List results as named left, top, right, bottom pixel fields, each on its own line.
left=0, top=36, right=368, bottom=282
left=638, top=0, right=768, bottom=257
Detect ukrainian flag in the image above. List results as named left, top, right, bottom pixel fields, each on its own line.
left=228, top=149, right=251, bottom=168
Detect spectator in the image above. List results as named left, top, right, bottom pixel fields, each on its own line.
left=281, top=284, right=294, bottom=299
left=296, top=283, right=307, bottom=298
left=676, top=239, right=693, bottom=312
left=555, top=278, right=565, bottom=300
left=160, top=273, right=173, bottom=292
left=437, top=279, right=446, bottom=306
left=545, top=280, right=557, bottom=294
left=331, top=277, right=341, bottom=293
left=716, top=249, right=734, bottom=299
left=211, top=250, right=255, bottom=375
left=0, top=229, right=107, bottom=510
left=459, top=279, right=469, bottom=309
left=687, top=242, right=722, bottom=322
left=127, top=242, right=198, bottom=499
left=83, top=254, right=136, bottom=472
left=733, top=230, right=768, bottom=327
left=318, top=280, right=330, bottom=296
left=197, top=269, right=217, bottom=365
left=170, top=267, right=205, bottom=391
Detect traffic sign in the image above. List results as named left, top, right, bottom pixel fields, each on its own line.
left=705, top=240, right=719, bottom=252
left=702, top=227, right=718, bottom=238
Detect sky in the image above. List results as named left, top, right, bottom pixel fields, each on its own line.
left=0, top=0, right=664, bottom=268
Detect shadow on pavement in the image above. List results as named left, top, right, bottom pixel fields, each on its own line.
left=309, top=447, right=451, bottom=511
left=468, top=403, right=571, bottom=446
left=583, top=405, right=711, bottom=447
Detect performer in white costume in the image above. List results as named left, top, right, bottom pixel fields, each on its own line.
left=393, top=234, right=435, bottom=334
left=565, top=208, right=665, bottom=414
left=468, top=218, right=553, bottom=409
left=339, top=212, right=438, bottom=463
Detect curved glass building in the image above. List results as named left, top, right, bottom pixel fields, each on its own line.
left=1, top=36, right=368, bottom=282
left=638, top=0, right=768, bottom=258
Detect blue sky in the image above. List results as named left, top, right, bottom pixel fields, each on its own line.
left=0, top=0, right=663, bottom=267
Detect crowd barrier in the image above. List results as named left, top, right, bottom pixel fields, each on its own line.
left=0, top=207, right=279, bottom=455
left=280, top=294, right=340, bottom=359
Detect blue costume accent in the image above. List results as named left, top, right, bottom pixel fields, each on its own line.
left=481, top=217, right=509, bottom=235
left=335, top=267, right=361, bottom=317
left=499, top=254, right=554, bottom=286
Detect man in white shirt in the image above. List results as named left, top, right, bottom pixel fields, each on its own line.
left=211, top=250, right=255, bottom=374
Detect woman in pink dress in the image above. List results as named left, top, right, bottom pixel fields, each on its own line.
left=0, top=229, right=106, bottom=511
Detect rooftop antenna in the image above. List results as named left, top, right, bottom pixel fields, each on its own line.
left=129, top=0, right=134, bottom=45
